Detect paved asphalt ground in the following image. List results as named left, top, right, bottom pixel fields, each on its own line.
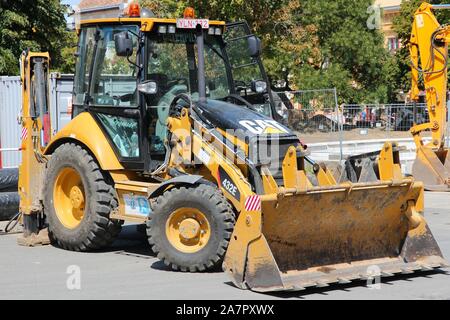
left=0, top=193, right=449, bottom=300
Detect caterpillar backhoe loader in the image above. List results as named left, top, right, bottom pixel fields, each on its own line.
left=409, top=2, right=450, bottom=191
left=17, top=4, right=447, bottom=292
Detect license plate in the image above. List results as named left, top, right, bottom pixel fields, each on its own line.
left=123, top=194, right=151, bottom=217
left=176, top=18, right=209, bottom=29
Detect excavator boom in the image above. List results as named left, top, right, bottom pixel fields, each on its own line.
left=409, top=2, right=450, bottom=191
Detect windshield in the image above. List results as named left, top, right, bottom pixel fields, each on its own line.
left=146, top=31, right=230, bottom=101
left=145, top=27, right=271, bottom=154
left=146, top=28, right=268, bottom=107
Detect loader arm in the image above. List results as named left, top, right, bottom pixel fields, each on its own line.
left=408, top=2, right=450, bottom=190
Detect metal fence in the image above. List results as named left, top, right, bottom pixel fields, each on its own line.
left=276, top=89, right=445, bottom=171
left=277, top=91, right=430, bottom=145
left=0, top=80, right=445, bottom=170
left=275, top=88, right=340, bottom=137
left=340, top=103, right=429, bottom=139
left=0, top=76, right=22, bottom=168
left=0, top=74, right=74, bottom=168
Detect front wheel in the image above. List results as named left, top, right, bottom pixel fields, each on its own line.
left=147, top=184, right=235, bottom=272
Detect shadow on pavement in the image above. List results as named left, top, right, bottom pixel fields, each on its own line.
left=149, top=260, right=224, bottom=274
left=109, top=225, right=155, bottom=259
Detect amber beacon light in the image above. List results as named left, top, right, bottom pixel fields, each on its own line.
left=128, top=3, right=141, bottom=17
left=183, top=7, right=195, bottom=19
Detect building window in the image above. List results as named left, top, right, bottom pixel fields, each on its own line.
left=388, top=37, right=399, bottom=52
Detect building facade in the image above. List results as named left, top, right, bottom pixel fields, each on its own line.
left=75, top=0, right=129, bottom=21
left=375, top=0, right=402, bottom=52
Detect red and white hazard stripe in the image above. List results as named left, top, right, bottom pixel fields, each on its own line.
left=21, top=127, right=28, bottom=141
left=244, top=195, right=261, bottom=212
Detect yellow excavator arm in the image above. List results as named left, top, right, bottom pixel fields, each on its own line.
left=408, top=2, right=450, bottom=191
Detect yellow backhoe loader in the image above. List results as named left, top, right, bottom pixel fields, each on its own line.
left=17, top=4, right=447, bottom=292
left=409, top=2, right=450, bottom=191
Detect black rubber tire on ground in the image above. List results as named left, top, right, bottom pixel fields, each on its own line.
left=44, top=143, right=122, bottom=251
left=147, top=184, right=236, bottom=272
left=0, top=168, right=19, bottom=192
left=0, top=192, right=20, bottom=221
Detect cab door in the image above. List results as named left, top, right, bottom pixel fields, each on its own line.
left=223, top=22, right=280, bottom=120
left=73, top=24, right=150, bottom=170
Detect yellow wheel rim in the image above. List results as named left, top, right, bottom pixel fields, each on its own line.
left=53, top=167, right=86, bottom=229
left=166, top=208, right=211, bottom=254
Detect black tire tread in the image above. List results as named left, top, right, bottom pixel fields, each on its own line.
left=0, top=168, right=19, bottom=192
left=0, top=192, right=20, bottom=221
left=45, top=143, right=121, bottom=251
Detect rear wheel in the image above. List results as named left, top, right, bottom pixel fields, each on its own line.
left=44, top=143, right=122, bottom=251
left=147, top=184, right=235, bottom=272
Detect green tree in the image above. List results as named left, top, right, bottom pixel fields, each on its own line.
left=138, top=0, right=391, bottom=103
left=290, top=0, right=391, bottom=103
left=391, top=0, right=450, bottom=98
left=0, top=0, right=75, bottom=75
left=139, top=0, right=185, bottom=18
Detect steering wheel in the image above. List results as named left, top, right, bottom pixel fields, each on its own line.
left=167, top=78, right=189, bottom=89
left=234, top=80, right=248, bottom=91
left=225, top=94, right=257, bottom=111
left=113, top=93, right=135, bottom=103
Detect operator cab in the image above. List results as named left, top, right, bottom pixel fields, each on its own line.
left=72, top=5, right=279, bottom=172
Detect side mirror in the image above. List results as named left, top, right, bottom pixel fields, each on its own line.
left=247, top=36, right=262, bottom=58
left=115, top=31, right=134, bottom=57
left=138, top=80, right=158, bottom=95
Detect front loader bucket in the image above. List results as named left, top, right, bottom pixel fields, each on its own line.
left=412, top=146, right=450, bottom=192
left=239, top=181, right=447, bottom=292
left=224, top=177, right=448, bottom=293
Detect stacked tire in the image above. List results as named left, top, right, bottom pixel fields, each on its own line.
left=0, top=168, right=19, bottom=221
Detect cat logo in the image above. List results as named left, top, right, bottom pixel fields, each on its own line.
left=239, top=120, right=289, bottom=135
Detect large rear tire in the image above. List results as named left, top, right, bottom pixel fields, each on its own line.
left=44, top=143, right=122, bottom=251
left=147, top=184, right=235, bottom=272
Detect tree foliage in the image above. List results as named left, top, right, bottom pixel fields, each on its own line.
left=290, top=0, right=391, bottom=103
left=140, top=0, right=390, bottom=103
left=0, top=0, right=400, bottom=103
left=0, top=0, right=75, bottom=75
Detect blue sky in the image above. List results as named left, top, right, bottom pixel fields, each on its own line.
left=61, top=0, right=79, bottom=7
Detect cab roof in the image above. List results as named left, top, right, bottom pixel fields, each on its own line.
left=78, top=18, right=226, bottom=33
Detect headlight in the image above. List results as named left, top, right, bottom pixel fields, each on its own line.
left=158, top=25, right=167, bottom=34
left=138, top=81, right=158, bottom=95
left=251, top=80, right=267, bottom=94
left=168, top=25, right=176, bottom=34
left=208, top=27, right=222, bottom=35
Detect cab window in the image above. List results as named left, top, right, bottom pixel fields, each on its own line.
left=90, top=25, right=139, bottom=107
